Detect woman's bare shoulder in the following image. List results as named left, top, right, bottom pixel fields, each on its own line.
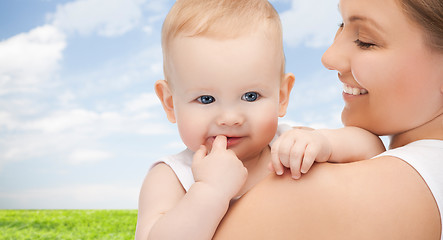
left=214, top=156, right=441, bottom=240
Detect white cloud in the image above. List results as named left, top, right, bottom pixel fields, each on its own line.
left=142, top=25, right=153, bottom=35
left=68, top=149, right=113, bottom=165
left=0, top=25, right=66, bottom=94
left=20, top=107, right=166, bottom=135
left=57, top=91, right=78, bottom=108
left=24, top=109, right=98, bottom=133
left=285, top=69, right=344, bottom=128
left=145, top=0, right=171, bottom=13
left=0, top=112, right=16, bottom=131
left=48, top=0, right=147, bottom=37
left=125, top=93, right=159, bottom=113
left=66, top=44, right=163, bottom=98
left=163, top=140, right=186, bottom=151
left=0, top=0, right=178, bottom=209
left=0, top=104, right=172, bottom=167
left=0, top=32, right=166, bottom=167
left=291, top=70, right=342, bottom=107
left=280, top=0, right=340, bottom=48
left=0, top=184, right=139, bottom=209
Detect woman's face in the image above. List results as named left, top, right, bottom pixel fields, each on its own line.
left=321, top=0, right=443, bottom=136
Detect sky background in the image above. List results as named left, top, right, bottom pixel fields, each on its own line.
left=0, top=0, right=347, bottom=209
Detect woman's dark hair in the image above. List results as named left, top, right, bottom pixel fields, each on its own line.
left=400, top=0, right=443, bottom=52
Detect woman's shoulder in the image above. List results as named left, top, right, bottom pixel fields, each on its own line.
left=214, top=157, right=441, bottom=239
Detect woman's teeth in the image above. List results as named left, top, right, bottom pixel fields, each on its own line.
left=343, top=84, right=368, bottom=95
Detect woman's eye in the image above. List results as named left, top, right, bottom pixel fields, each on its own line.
left=241, top=92, right=259, bottom=102
left=197, top=95, right=215, bottom=104
left=354, top=39, right=376, bottom=49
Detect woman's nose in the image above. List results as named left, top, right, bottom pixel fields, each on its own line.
left=321, top=33, right=349, bottom=75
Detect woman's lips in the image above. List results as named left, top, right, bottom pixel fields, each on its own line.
left=343, top=83, right=368, bottom=95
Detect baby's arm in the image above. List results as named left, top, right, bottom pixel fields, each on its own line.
left=135, top=136, right=247, bottom=240
left=317, top=126, right=385, bottom=162
left=270, top=126, right=385, bottom=179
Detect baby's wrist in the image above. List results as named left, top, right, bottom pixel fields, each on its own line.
left=191, top=181, right=234, bottom=205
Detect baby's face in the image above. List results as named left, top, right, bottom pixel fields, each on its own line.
left=166, top=31, right=286, bottom=161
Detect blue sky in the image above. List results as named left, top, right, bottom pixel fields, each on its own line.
left=0, top=0, right=344, bottom=209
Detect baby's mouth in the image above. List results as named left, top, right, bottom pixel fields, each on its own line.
left=226, top=136, right=242, bottom=148
left=206, top=136, right=242, bottom=148
left=343, top=84, right=368, bottom=95
left=226, top=136, right=240, bottom=141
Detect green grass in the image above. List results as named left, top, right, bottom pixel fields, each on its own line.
left=0, top=209, right=138, bottom=240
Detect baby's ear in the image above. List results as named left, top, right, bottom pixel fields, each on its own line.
left=279, top=73, right=295, bottom=117
left=154, top=80, right=176, bottom=123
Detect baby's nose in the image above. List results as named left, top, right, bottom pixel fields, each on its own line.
left=216, top=110, right=244, bottom=126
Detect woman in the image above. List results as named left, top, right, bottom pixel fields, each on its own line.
left=213, top=0, right=443, bottom=238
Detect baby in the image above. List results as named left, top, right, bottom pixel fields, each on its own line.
left=135, top=0, right=385, bottom=239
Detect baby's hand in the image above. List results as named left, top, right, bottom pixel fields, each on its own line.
left=192, top=135, right=248, bottom=200
left=269, top=128, right=332, bottom=179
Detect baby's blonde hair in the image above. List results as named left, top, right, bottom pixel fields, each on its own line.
left=161, top=0, right=285, bottom=79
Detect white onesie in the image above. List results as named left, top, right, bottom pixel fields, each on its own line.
left=151, top=123, right=292, bottom=192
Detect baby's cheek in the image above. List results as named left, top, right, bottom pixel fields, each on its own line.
left=176, top=121, right=202, bottom=152
left=257, top=115, right=279, bottom=141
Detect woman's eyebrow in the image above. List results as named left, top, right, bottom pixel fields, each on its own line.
left=336, top=3, right=385, bottom=33
left=348, top=15, right=385, bottom=33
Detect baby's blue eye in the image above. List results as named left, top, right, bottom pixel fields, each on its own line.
left=197, top=95, right=215, bottom=104
left=242, top=92, right=259, bottom=102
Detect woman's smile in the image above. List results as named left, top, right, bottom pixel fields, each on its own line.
left=343, top=83, right=368, bottom=96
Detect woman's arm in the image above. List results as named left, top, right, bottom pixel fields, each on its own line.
left=214, top=157, right=441, bottom=239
